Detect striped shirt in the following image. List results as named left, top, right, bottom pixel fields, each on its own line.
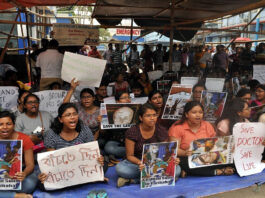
left=111, top=50, right=123, bottom=64
left=44, top=124, right=94, bottom=150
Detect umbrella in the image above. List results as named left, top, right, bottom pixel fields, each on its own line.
left=231, top=37, right=252, bottom=43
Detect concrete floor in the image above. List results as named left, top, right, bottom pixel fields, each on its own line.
left=204, top=183, right=265, bottom=198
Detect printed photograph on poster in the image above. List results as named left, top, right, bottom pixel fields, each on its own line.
left=200, top=91, right=227, bottom=123
left=141, top=141, right=178, bottom=189
left=0, top=140, right=22, bottom=190
left=100, top=103, right=141, bottom=129
left=157, top=80, right=171, bottom=94
left=162, top=84, right=192, bottom=119
left=188, top=136, right=233, bottom=169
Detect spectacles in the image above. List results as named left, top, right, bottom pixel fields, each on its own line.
left=26, top=101, right=39, bottom=105
left=81, top=96, right=93, bottom=99
left=62, top=112, right=78, bottom=118
left=143, top=114, right=158, bottom=118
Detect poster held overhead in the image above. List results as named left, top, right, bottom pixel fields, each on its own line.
left=61, top=52, right=106, bottom=87
left=205, top=78, right=225, bottom=92
left=181, top=77, right=199, bottom=86
left=233, top=123, right=265, bottom=177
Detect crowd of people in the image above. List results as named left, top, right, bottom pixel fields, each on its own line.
left=1, top=38, right=265, bottom=197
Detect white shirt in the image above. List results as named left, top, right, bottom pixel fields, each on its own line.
left=36, top=49, right=63, bottom=78
left=103, top=49, right=113, bottom=64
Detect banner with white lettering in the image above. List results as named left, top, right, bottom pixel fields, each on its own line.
left=253, top=65, right=265, bottom=84
left=34, top=90, right=76, bottom=117
left=0, top=140, right=22, bottom=190
left=37, top=141, right=103, bottom=190
left=100, top=103, right=141, bottom=129
left=62, top=52, right=106, bottom=87
left=162, top=84, right=192, bottom=120
left=205, top=78, right=225, bottom=92
left=188, top=136, right=233, bottom=168
left=181, top=77, right=199, bottom=86
left=0, top=86, right=18, bottom=111
left=233, top=123, right=265, bottom=177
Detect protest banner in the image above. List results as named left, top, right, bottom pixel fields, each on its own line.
left=157, top=80, right=171, bottom=94
left=180, top=77, right=199, bottom=86
left=205, top=78, right=225, bottom=92
left=53, top=24, right=99, bottom=46
left=37, top=141, right=103, bottom=190
left=0, top=86, right=18, bottom=111
left=253, top=65, right=265, bottom=84
left=188, top=136, right=233, bottom=168
left=163, top=62, right=181, bottom=73
left=233, top=123, right=265, bottom=177
left=34, top=90, right=76, bottom=117
left=162, top=84, right=192, bottom=119
left=0, top=140, right=22, bottom=190
left=100, top=103, right=141, bottom=129
left=141, top=141, right=178, bottom=189
left=62, top=52, right=106, bottom=87
left=147, top=70, right=163, bottom=83
left=200, top=91, right=227, bottom=123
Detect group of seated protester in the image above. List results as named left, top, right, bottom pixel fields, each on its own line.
left=2, top=75, right=265, bottom=197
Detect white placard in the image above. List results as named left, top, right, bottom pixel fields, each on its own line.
left=163, top=62, right=181, bottom=73
left=253, top=65, right=265, bottom=84
left=62, top=52, right=106, bottom=87
left=131, top=97, right=148, bottom=104
left=181, top=77, right=199, bottom=86
left=205, top=78, right=225, bottom=92
left=34, top=90, right=75, bottom=117
left=233, top=123, right=265, bottom=177
left=37, top=141, right=104, bottom=190
left=147, top=70, right=163, bottom=83
left=0, top=86, right=18, bottom=111
left=103, top=96, right=116, bottom=104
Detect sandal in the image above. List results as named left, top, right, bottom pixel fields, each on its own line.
left=216, top=167, right=235, bottom=176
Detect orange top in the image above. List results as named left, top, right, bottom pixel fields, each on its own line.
left=168, top=120, right=216, bottom=150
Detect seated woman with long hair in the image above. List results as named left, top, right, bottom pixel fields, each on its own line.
left=169, top=101, right=234, bottom=176
left=115, top=103, right=180, bottom=188
left=216, top=98, right=251, bottom=136
left=0, top=111, right=38, bottom=198
left=38, top=103, right=107, bottom=187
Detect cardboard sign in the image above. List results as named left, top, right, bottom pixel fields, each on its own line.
left=162, top=84, right=192, bottom=120
left=141, top=141, right=178, bottom=189
left=205, top=78, right=225, bottom=92
left=0, top=140, right=22, bottom=190
left=0, top=86, right=18, bottom=111
left=188, top=137, right=233, bottom=168
left=253, top=65, right=265, bottom=84
left=35, top=90, right=75, bottom=117
left=180, top=77, right=199, bottom=86
left=233, top=123, right=265, bottom=177
left=147, top=70, right=163, bottom=83
left=62, top=52, right=106, bottom=87
left=100, top=103, right=141, bottom=129
left=200, top=91, right=227, bottom=123
left=53, top=24, right=99, bottom=46
left=37, top=141, right=104, bottom=190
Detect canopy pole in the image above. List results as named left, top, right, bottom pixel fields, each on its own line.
left=0, top=12, right=19, bottom=64
left=169, top=0, right=175, bottom=71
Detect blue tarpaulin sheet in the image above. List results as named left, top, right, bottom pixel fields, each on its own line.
left=33, top=167, right=265, bottom=198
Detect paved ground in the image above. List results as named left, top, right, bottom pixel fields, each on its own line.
left=204, top=183, right=265, bottom=198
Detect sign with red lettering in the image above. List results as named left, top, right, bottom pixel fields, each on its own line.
left=116, top=29, right=141, bottom=36
left=37, top=141, right=104, bottom=190
left=233, top=123, right=265, bottom=177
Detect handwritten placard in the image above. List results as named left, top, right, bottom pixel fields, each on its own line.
left=37, top=141, right=103, bottom=190
left=34, top=90, right=76, bottom=117
left=253, top=65, right=265, bottom=84
left=62, top=52, right=106, bottom=87
left=205, top=78, right=225, bottom=92
left=0, top=86, right=18, bottom=111
left=181, top=77, right=199, bottom=86
left=233, top=123, right=265, bottom=177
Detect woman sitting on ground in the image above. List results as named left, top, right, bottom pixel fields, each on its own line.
left=169, top=101, right=235, bottom=177
left=148, top=90, right=174, bottom=129
left=0, top=111, right=38, bottom=198
left=104, top=91, right=131, bottom=165
left=38, top=103, right=107, bottom=187
left=63, top=78, right=101, bottom=140
left=116, top=103, right=180, bottom=187
left=216, top=98, right=251, bottom=136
